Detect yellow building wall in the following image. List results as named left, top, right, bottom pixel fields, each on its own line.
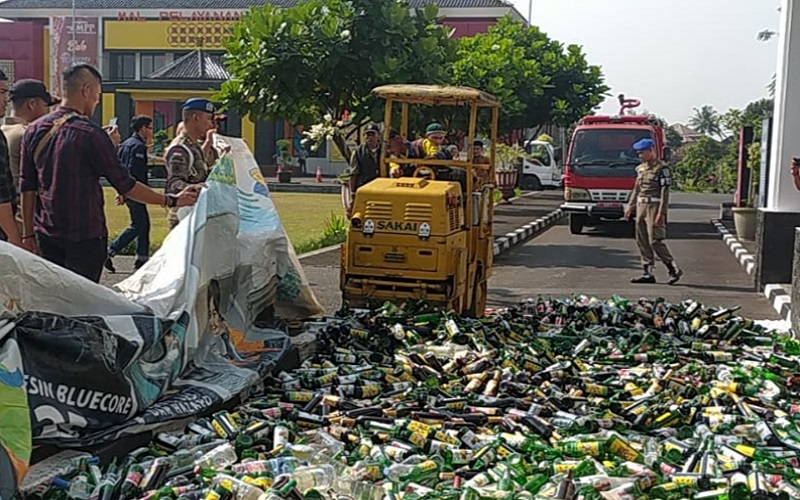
left=102, top=93, right=115, bottom=127
left=242, top=114, right=255, bottom=153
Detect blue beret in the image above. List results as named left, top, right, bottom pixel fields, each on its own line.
left=182, top=98, right=216, bottom=114
left=632, top=138, right=655, bottom=151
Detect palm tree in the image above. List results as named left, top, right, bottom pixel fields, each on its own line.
left=689, top=105, right=723, bottom=139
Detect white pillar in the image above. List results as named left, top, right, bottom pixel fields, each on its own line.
left=768, top=0, right=800, bottom=211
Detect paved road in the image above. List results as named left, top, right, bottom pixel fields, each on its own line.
left=488, top=192, right=778, bottom=320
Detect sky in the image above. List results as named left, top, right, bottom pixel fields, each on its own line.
left=508, top=0, right=781, bottom=124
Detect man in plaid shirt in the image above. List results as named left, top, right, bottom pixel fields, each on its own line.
left=19, top=64, right=201, bottom=282
left=0, top=69, right=22, bottom=247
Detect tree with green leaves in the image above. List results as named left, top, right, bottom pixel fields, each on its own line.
left=719, top=99, right=773, bottom=139
left=720, top=108, right=745, bottom=139
left=452, top=17, right=608, bottom=138
left=674, top=136, right=727, bottom=190
left=688, top=105, right=723, bottom=139
left=218, top=0, right=456, bottom=159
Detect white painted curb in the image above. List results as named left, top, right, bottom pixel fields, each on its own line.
left=493, top=209, right=566, bottom=256
left=711, top=219, right=791, bottom=322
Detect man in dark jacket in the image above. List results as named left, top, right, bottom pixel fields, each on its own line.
left=344, top=123, right=382, bottom=217
left=105, top=115, right=154, bottom=272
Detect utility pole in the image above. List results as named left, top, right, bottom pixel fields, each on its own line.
left=528, top=0, right=533, bottom=25
left=71, top=0, right=76, bottom=63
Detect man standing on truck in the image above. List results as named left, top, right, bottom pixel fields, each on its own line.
left=624, top=138, right=683, bottom=285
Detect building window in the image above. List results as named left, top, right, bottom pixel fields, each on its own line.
left=110, top=52, right=136, bottom=81
left=141, top=53, right=167, bottom=78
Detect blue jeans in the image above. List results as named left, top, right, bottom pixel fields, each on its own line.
left=108, top=200, right=150, bottom=263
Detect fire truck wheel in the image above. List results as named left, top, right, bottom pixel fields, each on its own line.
left=569, top=214, right=586, bottom=235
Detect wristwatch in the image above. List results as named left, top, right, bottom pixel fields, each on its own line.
left=165, top=194, right=179, bottom=208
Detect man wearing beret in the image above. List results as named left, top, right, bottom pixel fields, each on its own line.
left=624, top=138, right=682, bottom=285
left=165, top=98, right=219, bottom=229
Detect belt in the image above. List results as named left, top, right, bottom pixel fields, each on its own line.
left=638, top=196, right=660, bottom=203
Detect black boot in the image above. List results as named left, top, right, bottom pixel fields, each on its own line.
left=667, top=262, right=683, bottom=285
left=104, top=256, right=116, bottom=274
left=631, top=264, right=656, bottom=284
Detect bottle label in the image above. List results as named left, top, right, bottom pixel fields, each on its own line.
left=408, top=432, right=428, bottom=449
left=417, top=460, right=439, bottom=472
left=406, top=420, right=432, bottom=435
left=450, top=449, right=473, bottom=464
left=672, top=475, right=699, bottom=487
left=576, top=441, right=601, bottom=457
left=554, top=462, right=578, bottom=473
left=585, top=384, right=608, bottom=396
left=360, top=384, right=381, bottom=398
left=286, top=391, right=313, bottom=402
left=607, top=436, right=639, bottom=462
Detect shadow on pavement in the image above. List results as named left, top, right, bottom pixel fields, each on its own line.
left=669, top=202, right=720, bottom=210
left=678, top=282, right=757, bottom=293
left=581, top=221, right=718, bottom=241
left=495, top=244, right=639, bottom=269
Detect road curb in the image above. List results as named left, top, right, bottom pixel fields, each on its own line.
left=711, top=219, right=791, bottom=323
left=710, top=219, right=756, bottom=276
left=298, top=244, right=341, bottom=260
left=493, top=209, right=565, bottom=256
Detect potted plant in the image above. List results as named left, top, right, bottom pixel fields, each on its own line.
left=732, top=142, right=760, bottom=240
left=495, top=143, right=525, bottom=202
left=275, top=139, right=293, bottom=183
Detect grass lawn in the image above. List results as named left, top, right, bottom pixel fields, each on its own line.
left=103, top=188, right=343, bottom=255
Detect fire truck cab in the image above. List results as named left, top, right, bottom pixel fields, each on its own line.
left=560, top=97, right=670, bottom=235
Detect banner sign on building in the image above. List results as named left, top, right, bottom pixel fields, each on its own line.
left=104, top=20, right=232, bottom=50
left=51, top=17, right=99, bottom=94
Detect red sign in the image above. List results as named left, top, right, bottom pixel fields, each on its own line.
left=116, top=10, right=242, bottom=21
left=51, top=17, right=99, bottom=94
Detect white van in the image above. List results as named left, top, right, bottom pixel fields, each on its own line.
left=521, top=140, right=562, bottom=190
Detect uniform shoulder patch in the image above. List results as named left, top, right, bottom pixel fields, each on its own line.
left=658, top=167, right=672, bottom=187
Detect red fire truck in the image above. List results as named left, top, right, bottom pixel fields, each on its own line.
left=560, top=96, right=671, bottom=235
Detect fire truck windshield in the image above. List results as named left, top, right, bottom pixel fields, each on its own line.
left=570, top=128, right=654, bottom=177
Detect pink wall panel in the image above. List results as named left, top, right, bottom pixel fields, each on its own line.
left=0, top=21, right=44, bottom=81
left=441, top=18, right=497, bottom=38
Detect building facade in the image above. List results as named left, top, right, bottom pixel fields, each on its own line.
left=0, top=0, right=523, bottom=172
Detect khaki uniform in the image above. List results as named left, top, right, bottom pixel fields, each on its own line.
left=1, top=117, right=26, bottom=190
left=1, top=117, right=28, bottom=234
left=165, top=133, right=216, bottom=229
left=627, top=159, right=674, bottom=266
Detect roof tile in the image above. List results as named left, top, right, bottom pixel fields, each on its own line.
left=145, top=49, right=230, bottom=80
left=0, top=0, right=512, bottom=11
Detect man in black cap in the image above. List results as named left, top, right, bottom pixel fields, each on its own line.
left=345, top=123, right=382, bottom=217
left=2, top=79, right=60, bottom=236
